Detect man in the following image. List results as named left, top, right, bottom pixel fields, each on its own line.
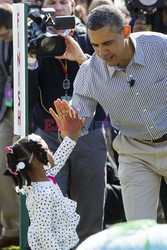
left=128, top=0, right=167, bottom=223
left=29, top=0, right=107, bottom=246
left=128, top=0, right=167, bottom=33
left=0, top=2, right=19, bottom=248
left=60, top=5, right=167, bottom=221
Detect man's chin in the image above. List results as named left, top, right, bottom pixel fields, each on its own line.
left=106, top=61, right=116, bottom=67
left=103, top=57, right=116, bottom=67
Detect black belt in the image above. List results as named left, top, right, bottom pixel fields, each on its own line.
left=144, top=134, right=167, bottom=143
left=133, top=134, right=167, bottom=143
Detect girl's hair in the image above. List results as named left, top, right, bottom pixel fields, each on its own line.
left=6, top=134, right=49, bottom=189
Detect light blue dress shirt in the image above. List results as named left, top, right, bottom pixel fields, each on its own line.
left=72, top=31, right=167, bottom=140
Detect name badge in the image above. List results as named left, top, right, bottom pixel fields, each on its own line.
left=61, top=95, right=72, bottom=103
left=5, top=86, right=13, bottom=107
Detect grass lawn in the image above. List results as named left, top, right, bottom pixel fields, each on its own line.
left=2, top=247, right=20, bottom=250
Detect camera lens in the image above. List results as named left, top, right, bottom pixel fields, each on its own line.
left=40, top=37, right=55, bottom=51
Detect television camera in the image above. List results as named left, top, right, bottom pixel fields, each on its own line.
left=28, top=6, right=75, bottom=58
left=125, top=0, right=164, bottom=17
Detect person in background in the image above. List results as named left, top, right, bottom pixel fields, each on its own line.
left=75, top=0, right=92, bottom=23
left=88, top=0, right=114, bottom=14
left=0, top=2, right=19, bottom=248
left=128, top=0, right=167, bottom=33
left=115, top=0, right=130, bottom=24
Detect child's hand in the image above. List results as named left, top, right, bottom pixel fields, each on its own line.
left=49, top=99, right=85, bottom=141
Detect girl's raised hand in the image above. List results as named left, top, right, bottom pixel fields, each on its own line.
left=49, top=99, right=85, bottom=141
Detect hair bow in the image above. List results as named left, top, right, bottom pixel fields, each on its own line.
left=16, top=162, right=25, bottom=171
left=7, top=168, right=18, bottom=176
left=5, top=146, right=13, bottom=152
left=15, top=185, right=32, bottom=195
left=15, top=186, right=26, bottom=195
left=28, top=133, right=42, bottom=142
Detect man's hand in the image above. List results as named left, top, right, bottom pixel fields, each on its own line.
left=55, top=34, right=88, bottom=64
left=49, top=99, right=85, bottom=141
left=28, top=52, right=37, bottom=67
left=133, top=16, right=146, bottom=32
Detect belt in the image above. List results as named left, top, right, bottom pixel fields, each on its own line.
left=133, top=134, right=167, bottom=143
left=144, top=134, right=167, bottom=143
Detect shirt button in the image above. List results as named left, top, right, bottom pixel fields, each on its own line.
left=150, top=126, right=154, bottom=129
left=136, top=92, right=140, bottom=96
left=143, top=109, right=147, bottom=112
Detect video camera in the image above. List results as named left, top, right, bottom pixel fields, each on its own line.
left=28, top=6, right=75, bottom=58
left=125, top=0, right=164, bottom=17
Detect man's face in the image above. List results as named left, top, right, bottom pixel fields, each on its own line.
left=0, top=26, right=12, bottom=42
left=42, top=0, right=75, bottom=17
left=76, top=0, right=88, bottom=10
left=88, top=25, right=127, bottom=67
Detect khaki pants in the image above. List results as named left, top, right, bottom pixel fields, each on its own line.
left=113, top=133, right=167, bottom=221
left=0, top=109, right=19, bottom=237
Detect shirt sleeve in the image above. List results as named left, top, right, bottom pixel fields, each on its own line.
left=48, top=136, right=76, bottom=176
left=72, top=60, right=97, bottom=131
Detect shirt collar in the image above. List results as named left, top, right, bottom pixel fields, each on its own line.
left=99, top=33, right=146, bottom=78
left=107, top=34, right=145, bottom=76
left=129, top=33, right=145, bottom=66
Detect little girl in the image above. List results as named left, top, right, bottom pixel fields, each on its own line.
left=6, top=100, right=84, bottom=250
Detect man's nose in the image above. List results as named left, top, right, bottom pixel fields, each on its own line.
left=98, top=46, right=108, bottom=58
left=53, top=3, right=63, bottom=12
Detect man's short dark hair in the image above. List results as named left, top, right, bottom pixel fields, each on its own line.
left=0, top=3, right=12, bottom=30
left=87, top=5, right=125, bottom=33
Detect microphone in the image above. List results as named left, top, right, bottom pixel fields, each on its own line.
left=127, top=75, right=135, bottom=87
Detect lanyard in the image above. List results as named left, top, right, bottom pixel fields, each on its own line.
left=58, top=59, right=70, bottom=96
left=59, top=59, right=68, bottom=78
left=58, top=29, right=75, bottom=100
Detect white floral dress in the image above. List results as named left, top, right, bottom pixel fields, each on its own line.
left=24, top=136, right=80, bottom=250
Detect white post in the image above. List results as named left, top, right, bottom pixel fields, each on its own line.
left=13, top=3, right=29, bottom=249
left=13, top=3, right=28, bottom=136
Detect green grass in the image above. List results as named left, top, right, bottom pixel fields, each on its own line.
left=1, top=246, right=20, bottom=250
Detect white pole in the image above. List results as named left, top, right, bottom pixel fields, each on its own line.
left=13, top=3, right=27, bottom=136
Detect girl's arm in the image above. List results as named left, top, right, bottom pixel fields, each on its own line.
left=48, top=136, right=76, bottom=176
left=48, top=99, right=84, bottom=175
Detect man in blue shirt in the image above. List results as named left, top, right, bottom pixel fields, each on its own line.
left=58, top=4, right=167, bottom=221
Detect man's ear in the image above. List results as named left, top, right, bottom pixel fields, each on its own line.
left=123, top=25, right=131, bottom=38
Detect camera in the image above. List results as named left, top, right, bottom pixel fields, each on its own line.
left=28, top=6, right=75, bottom=58
left=125, top=0, right=164, bottom=17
